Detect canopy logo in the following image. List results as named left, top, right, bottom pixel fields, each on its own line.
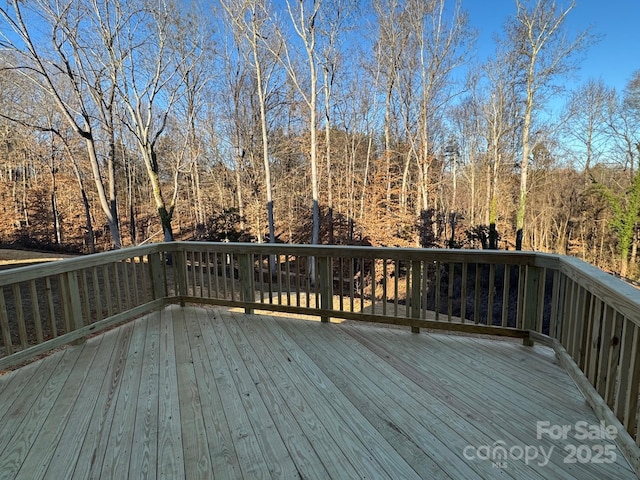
left=463, top=420, right=618, bottom=470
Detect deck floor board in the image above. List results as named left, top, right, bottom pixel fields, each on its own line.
left=0, top=304, right=636, bottom=480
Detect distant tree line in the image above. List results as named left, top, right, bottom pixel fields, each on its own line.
left=0, top=0, right=639, bottom=278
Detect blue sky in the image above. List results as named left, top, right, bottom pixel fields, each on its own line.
left=464, top=0, right=640, bottom=93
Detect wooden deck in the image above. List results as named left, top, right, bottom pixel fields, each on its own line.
left=0, top=305, right=636, bottom=479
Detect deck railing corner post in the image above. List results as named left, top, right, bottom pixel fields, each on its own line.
left=318, top=256, right=333, bottom=323
left=239, top=252, right=255, bottom=314
left=64, top=271, right=85, bottom=345
left=175, top=248, right=188, bottom=306
left=522, top=264, right=543, bottom=346
left=149, top=251, right=167, bottom=301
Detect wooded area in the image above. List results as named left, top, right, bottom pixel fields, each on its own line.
left=0, top=0, right=639, bottom=279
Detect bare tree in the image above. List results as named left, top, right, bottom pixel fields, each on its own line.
left=482, top=51, right=521, bottom=249
left=221, top=0, right=281, bottom=252
left=562, top=79, right=614, bottom=174
left=372, top=0, right=411, bottom=216
left=408, top=0, right=473, bottom=215
left=278, top=0, right=323, bottom=250
left=506, top=0, right=593, bottom=250
left=0, top=0, right=124, bottom=248
left=92, top=0, right=196, bottom=242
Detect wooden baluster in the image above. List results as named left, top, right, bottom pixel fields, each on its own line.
left=221, top=252, right=228, bottom=300
left=92, top=267, right=103, bottom=322
left=103, top=264, right=114, bottom=317
left=434, top=261, right=441, bottom=321
left=131, top=258, right=140, bottom=306
left=79, top=269, right=91, bottom=324
left=276, top=254, right=283, bottom=305
left=460, top=262, right=468, bottom=322
left=595, top=305, right=614, bottom=398
left=229, top=254, right=237, bottom=301
left=561, top=279, right=576, bottom=349
left=0, top=287, right=13, bottom=355
left=586, top=298, right=604, bottom=385
left=266, top=254, right=274, bottom=304
left=285, top=255, right=292, bottom=306
left=473, top=264, right=481, bottom=324
left=604, top=312, right=624, bottom=406
left=12, top=285, right=27, bottom=349
left=448, top=263, right=455, bottom=322
left=358, top=258, right=364, bottom=313
left=516, top=265, right=525, bottom=330
left=138, top=256, right=149, bottom=303
left=410, top=260, right=421, bottom=333
left=501, top=265, right=511, bottom=327
left=29, top=280, right=43, bottom=344
left=582, top=293, right=597, bottom=376
left=257, top=254, right=265, bottom=304
left=45, top=277, right=57, bottom=337
left=570, top=286, right=586, bottom=362
left=419, top=261, right=426, bottom=320
left=536, top=267, right=547, bottom=332
left=198, top=251, right=205, bottom=298
left=487, top=264, right=495, bottom=326
left=122, top=261, right=132, bottom=310
left=548, top=269, right=560, bottom=337
left=213, top=252, right=220, bottom=299
left=350, top=257, right=355, bottom=313
left=382, top=259, right=388, bottom=317
left=191, top=251, right=197, bottom=297
left=615, top=320, right=640, bottom=433
left=305, top=256, right=311, bottom=308
left=205, top=252, right=213, bottom=298
left=370, top=258, right=376, bottom=315
left=295, top=255, right=301, bottom=307
left=393, top=260, right=399, bottom=317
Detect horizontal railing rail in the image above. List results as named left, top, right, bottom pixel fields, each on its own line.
left=0, top=241, right=639, bottom=473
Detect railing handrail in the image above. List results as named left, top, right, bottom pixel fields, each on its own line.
left=558, top=254, right=640, bottom=325
left=174, top=241, right=545, bottom=262
left=0, top=243, right=164, bottom=287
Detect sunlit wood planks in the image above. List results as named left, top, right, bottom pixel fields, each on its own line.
left=0, top=305, right=636, bottom=479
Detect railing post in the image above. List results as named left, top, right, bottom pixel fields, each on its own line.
left=149, top=252, right=167, bottom=300
left=410, top=260, right=422, bottom=333
left=175, top=249, right=188, bottom=306
left=318, top=256, right=333, bottom=323
left=63, top=271, right=85, bottom=344
left=523, top=265, right=542, bottom=346
left=239, top=253, right=255, bottom=314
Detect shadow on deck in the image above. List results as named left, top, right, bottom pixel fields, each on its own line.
left=0, top=305, right=636, bottom=479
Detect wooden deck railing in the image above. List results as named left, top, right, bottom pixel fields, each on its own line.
left=1, top=242, right=639, bottom=470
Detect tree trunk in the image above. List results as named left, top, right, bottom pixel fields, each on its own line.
left=323, top=67, right=334, bottom=245
left=143, top=146, right=175, bottom=243
left=68, top=156, right=95, bottom=253
left=250, top=26, right=276, bottom=273
left=516, top=86, right=534, bottom=251
left=84, top=138, right=122, bottom=249
left=620, top=247, right=629, bottom=278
